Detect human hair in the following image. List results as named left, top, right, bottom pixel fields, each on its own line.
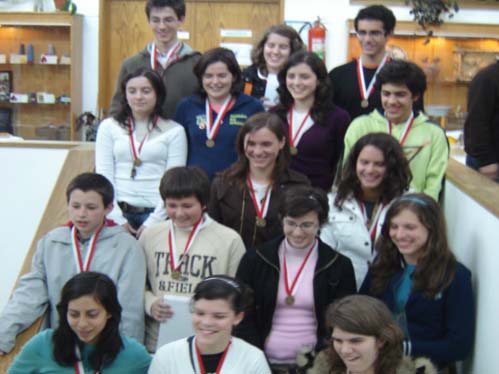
left=145, top=0, right=185, bottom=20
left=193, top=47, right=243, bottom=98
left=159, top=166, right=210, bottom=206
left=112, top=67, right=167, bottom=125
left=251, top=24, right=305, bottom=75
left=335, top=133, right=411, bottom=206
left=219, top=112, right=290, bottom=188
left=279, top=185, right=329, bottom=226
left=52, top=272, right=123, bottom=370
left=369, top=193, right=457, bottom=298
left=275, top=50, right=334, bottom=125
left=66, top=173, right=114, bottom=207
left=192, top=275, right=253, bottom=314
left=354, top=5, right=396, bottom=35
left=376, top=60, right=427, bottom=98
left=326, top=295, right=404, bottom=374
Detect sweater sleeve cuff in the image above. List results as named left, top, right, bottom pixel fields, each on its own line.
left=145, top=291, right=159, bottom=317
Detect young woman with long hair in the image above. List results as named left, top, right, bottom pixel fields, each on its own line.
left=8, top=272, right=151, bottom=373
left=360, top=194, right=474, bottom=370
left=320, top=133, right=411, bottom=288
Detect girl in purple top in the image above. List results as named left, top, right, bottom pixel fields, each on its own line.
left=273, top=51, right=351, bottom=191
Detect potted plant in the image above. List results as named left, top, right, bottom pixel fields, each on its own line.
left=405, top=0, right=459, bottom=40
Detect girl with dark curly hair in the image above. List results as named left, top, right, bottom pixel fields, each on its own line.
left=273, top=51, right=351, bottom=191
left=320, top=133, right=411, bottom=288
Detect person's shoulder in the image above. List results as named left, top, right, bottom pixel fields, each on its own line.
left=177, top=94, right=201, bottom=109
left=155, top=337, right=189, bottom=357
left=280, top=168, right=311, bottom=185
left=235, top=93, right=264, bottom=108
left=142, top=221, right=170, bottom=239
left=157, top=117, right=184, bottom=132
left=24, top=329, right=54, bottom=351
left=242, top=65, right=258, bottom=79
left=396, top=355, right=437, bottom=374
left=329, top=60, right=356, bottom=77
left=42, top=225, right=72, bottom=244
left=120, top=48, right=149, bottom=68
left=206, top=217, right=243, bottom=240
left=120, top=336, right=152, bottom=361
left=232, top=336, right=265, bottom=354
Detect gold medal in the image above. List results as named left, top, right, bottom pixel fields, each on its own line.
left=290, top=146, right=298, bottom=156
left=285, top=295, right=295, bottom=305
left=133, top=158, right=142, bottom=167
left=171, top=270, right=181, bottom=280
left=361, top=99, right=369, bottom=108
left=256, top=217, right=266, bottom=228
left=206, top=139, right=215, bottom=148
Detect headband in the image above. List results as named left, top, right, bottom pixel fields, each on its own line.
left=201, top=276, right=241, bottom=293
left=397, top=195, right=428, bottom=206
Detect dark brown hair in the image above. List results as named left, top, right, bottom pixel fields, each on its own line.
left=159, top=166, right=210, bottom=206
left=280, top=185, right=329, bottom=226
left=145, top=0, right=185, bottom=20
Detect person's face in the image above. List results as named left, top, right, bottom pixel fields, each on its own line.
left=148, top=6, right=183, bottom=46
left=202, top=61, right=235, bottom=104
left=244, top=127, right=285, bottom=172
left=356, top=145, right=387, bottom=193
left=285, top=62, right=318, bottom=104
left=389, top=208, right=429, bottom=265
left=126, top=76, right=157, bottom=118
left=332, top=327, right=381, bottom=374
left=192, top=298, right=243, bottom=353
left=263, top=33, right=291, bottom=73
left=381, top=83, right=418, bottom=124
left=356, top=19, right=389, bottom=60
left=67, top=295, right=111, bottom=346
left=283, top=211, right=320, bottom=249
left=67, top=190, right=112, bottom=239
left=165, top=196, right=205, bottom=229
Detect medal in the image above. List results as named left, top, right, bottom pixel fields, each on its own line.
left=128, top=115, right=158, bottom=175
left=285, top=295, right=295, bottom=305
left=205, top=139, right=215, bottom=148
left=247, top=176, right=272, bottom=231
left=150, top=41, right=182, bottom=70
left=361, top=99, right=369, bottom=108
left=288, top=105, right=312, bottom=154
left=357, top=54, right=389, bottom=110
left=171, top=270, right=181, bottom=280
left=290, top=146, right=298, bottom=156
left=130, top=167, right=137, bottom=179
left=133, top=158, right=142, bottom=167
left=205, top=96, right=234, bottom=149
left=256, top=217, right=267, bottom=228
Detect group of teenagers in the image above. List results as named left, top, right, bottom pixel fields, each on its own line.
left=0, top=0, right=475, bottom=373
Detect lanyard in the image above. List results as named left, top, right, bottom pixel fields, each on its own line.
left=167, top=216, right=203, bottom=279
left=356, top=200, right=384, bottom=242
left=386, top=112, right=415, bottom=146
left=74, top=346, right=98, bottom=374
left=193, top=337, right=232, bottom=374
left=282, top=238, right=317, bottom=305
left=150, top=41, right=182, bottom=69
left=204, top=96, right=234, bottom=147
left=288, top=105, right=311, bottom=155
left=128, top=115, right=159, bottom=166
left=70, top=223, right=104, bottom=273
left=356, top=54, right=388, bottom=107
left=246, top=176, right=272, bottom=228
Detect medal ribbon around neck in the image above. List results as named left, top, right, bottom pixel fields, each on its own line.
left=70, top=223, right=104, bottom=273
left=282, top=238, right=317, bottom=302
left=193, top=337, right=232, bottom=374
left=74, top=346, right=98, bottom=374
left=356, top=200, right=384, bottom=242
left=356, top=53, right=389, bottom=103
left=288, top=104, right=312, bottom=151
left=167, top=216, right=204, bottom=276
left=386, top=111, right=415, bottom=147
left=204, top=96, right=234, bottom=144
left=150, top=41, right=182, bottom=70
left=128, top=115, right=159, bottom=165
left=246, top=176, right=272, bottom=223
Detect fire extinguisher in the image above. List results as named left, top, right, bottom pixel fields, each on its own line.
left=308, top=17, right=327, bottom=63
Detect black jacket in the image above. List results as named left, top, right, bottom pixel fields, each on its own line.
left=235, top=236, right=356, bottom=351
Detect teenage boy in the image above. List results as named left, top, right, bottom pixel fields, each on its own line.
left=329, top=5, right=395, bottom=119
left=109, top=0, right=200, bottom=119
left=343, top=60, right=448, bottom=201
left=0, top=173, right=146, bottom=354
left=139, top=166, right=245, bottom=352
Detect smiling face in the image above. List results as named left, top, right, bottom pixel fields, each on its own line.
left=192, top=298, right=243, bottom=354
left=356, top=19, right=389, bottom=62
left=263, top=33, right=291, bottom=74
left=389, top=208, right=429, bottom=264
left=126, top=76, right=157, bottom=119
left=165, top=195, right=205, bottom=229
left=148, top=6, right=183, bottom=49
left=202, top=61, right=234, bottom=105
left=285, top=62, right=318, bottom=105
left=332, top=327, right=381, bottom=374
left=244, top=127, right=285, bottom=174
left=67, top=189, right=112, bottom=239
left=283, top=211, right=320, bottom=249
left=67, top=295, right=111, bottom=346
left=356, top=145, right=387, bottom=195
left=381, top=83, right=418, bottom=124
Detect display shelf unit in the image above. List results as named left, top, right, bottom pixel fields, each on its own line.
left=0, top=12, right=82, bottom=140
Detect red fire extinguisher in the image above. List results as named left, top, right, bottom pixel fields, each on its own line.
left=308, top=17, right=327, bottom=63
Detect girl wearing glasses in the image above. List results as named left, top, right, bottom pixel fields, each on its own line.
left=235, top=185, right=356, bottom=372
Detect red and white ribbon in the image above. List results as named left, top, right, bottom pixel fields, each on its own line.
left=205, top=96, right=234, bottom=144
left=128, top=115, right=159, bottom=164
left=167, top=216, right=204, bottom=275
left=246, top=176, right=272, bottom=221
left=192, top=337, right=232, bottom=374
left=282, top=238, right=317, bottom=301
left=288, top=105, right=312, bottom=150
left=150, top=41, right=182, bottom=69
left=357, top=53, right=389, bottom=103
left=387, top=111, right=415, bottom=147
left=70, top=224, right=104, bottom=273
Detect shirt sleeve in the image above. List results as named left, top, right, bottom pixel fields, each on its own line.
left=423, top=127, right=449, bottom=201
left=7, top=332, right=47, bottom=374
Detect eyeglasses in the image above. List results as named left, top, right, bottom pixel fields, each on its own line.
left=356, top=30, right=385, bottom=38
left=283, top=219, right=318, bottom=231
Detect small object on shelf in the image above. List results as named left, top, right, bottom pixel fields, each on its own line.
left=10, top=54, right=28, bottom=64
left=40, top=54, right=58, bottom=64
left=29, top=93, right=37, bottom=103
left=10, top=93, right=30, bottom=103
left=0, top=54, right=6, bottom=64
left=0, top=71, right=12, bottom=102
left=58, top=95, right=71, bottom=104
left=27, top=44, right=34, bottom=64
left=36, top=92, right=56, bottom=104
left=59, top=55, right=71, bottom=65
left=19, top=44, right=25, bottom=55
left=48, top=44, right=55, bottom=56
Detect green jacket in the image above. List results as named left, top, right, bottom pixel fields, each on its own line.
left=344, top=110, right=448, bottom=200
left=109, top=43, right=201, bottom=119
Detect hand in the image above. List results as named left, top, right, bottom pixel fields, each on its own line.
left=260, top=97, right=275, bottom=111
left=123, top=222, right=137, bottom=236
left=135, top=225, right=146, bottom=239
left=479, top=163, right=499, bottom=180
left=150, top=298, right=174, bottom=322
left=0, top=350, right=6, bottom=355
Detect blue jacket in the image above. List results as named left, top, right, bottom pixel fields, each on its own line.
left=360, top=262, right=474, bottom=368
left=174, top=93, right=264, bottom=179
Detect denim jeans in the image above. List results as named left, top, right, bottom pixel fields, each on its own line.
left=123, top=210, right=154, bottom=230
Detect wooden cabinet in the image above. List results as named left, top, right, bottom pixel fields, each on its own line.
left=0, top=12, right=82, bottom=140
